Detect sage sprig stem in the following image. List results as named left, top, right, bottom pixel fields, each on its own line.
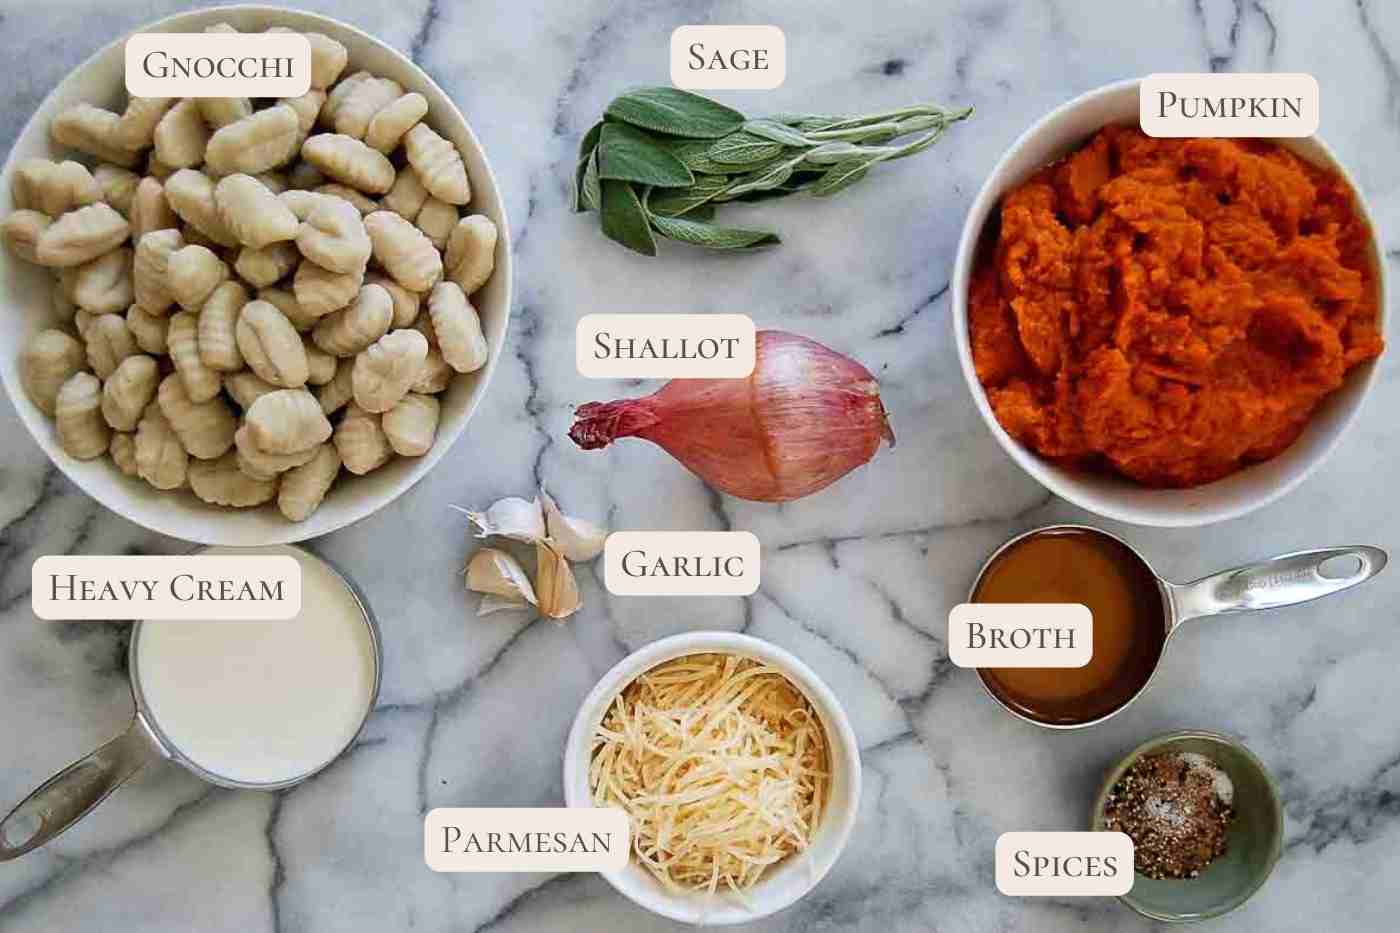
left=574, top=87, right=972, bottom=255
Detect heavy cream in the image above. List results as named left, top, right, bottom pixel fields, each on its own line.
left=135, top=545, right=377, bottom=785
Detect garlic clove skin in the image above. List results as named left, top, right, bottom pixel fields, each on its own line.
left=540, top=487, right=607, bottom=562
left=534, top=540, right=581, bottom=621
left=477, top=593, right=533, bottom=616
left=454, top=496, right=545, bottom=543
left=465, top=547, right=538, bottom=606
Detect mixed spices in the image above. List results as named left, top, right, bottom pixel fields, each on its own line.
left=1103, top=751, right=1236, bottom=879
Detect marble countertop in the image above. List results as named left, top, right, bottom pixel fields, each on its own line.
left=3, top=1, right=1399, bottom=930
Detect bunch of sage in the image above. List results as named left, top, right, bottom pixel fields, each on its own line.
left=573, top=87, right=972, bottom=255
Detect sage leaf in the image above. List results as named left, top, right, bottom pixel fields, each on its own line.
left=742, top=119, right=813, bottom=147
left=605, top=87, right=745, bottom=139
left=600, top=181, right=656, bottom=255
left=808, top=157, right=882, bottom=197
left=717, top=158, right=800, bottom=199
left=708, top=132, right=785, bottom=166
left=647, top=174, right=731, bottom=217
left=598, top=123, right=694, bottom=188
left=649, top=213, right=780, bottom=250
left=662, top=139, right=731, bottom=175
left=580, top=150, right=601, bottom=211
left=573, top=121, right=603, bottom=212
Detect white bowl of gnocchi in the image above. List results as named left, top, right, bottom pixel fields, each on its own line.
left=0, top=5, right=511, bottom=545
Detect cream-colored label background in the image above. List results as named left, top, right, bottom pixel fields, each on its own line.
left=604, top=531, right=760, bottom=596
left=576, top=314, right=756, bottom=379
left=126, top=33, right=311, bottom=98
left=670, top=26, right=786, bottom=90
left=424, top=808, right=630, bottom=872
left=995, top=832, right=1135, bottom=896
left=1140, top=73, right=1318, bottom=137
left=948, top=603, right=1092, bottom=668
left=32, top=555, right=301, bottom=621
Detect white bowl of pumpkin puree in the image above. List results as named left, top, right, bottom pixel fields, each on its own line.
left=952, top=78, right=1385, bottom=527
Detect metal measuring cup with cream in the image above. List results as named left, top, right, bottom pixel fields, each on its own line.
left=0, top=545, right=380, bottom=861
left=968, top=525, right=1386, bottom=729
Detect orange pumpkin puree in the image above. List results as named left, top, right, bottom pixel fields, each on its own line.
left=970, top=127, right=1383, bottom=487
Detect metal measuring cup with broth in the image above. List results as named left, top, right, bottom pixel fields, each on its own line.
left=968, top=525, right=1386, bottom=729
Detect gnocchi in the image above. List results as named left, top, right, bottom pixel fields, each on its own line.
left=352, top=328, right=428, bottom=413
left=85, top=313, right=139, bottom=380
left=167, top=244, right=229, bottom=311
left=428, top=282, right=488, bottom=373
left=235, top=241, right=299, bottom=288
left=135, top=403, right=189, bottom=490
left=130, top=177, right=178, bottom=240
left=215, top=174, right=299, bottom=249
left=133, top=228, right=184, bottom=313
left=154, top=99, right=211, bottom=169
left=278, top=442, right=341, bottom=521
left=294, top=259, right=364, bottom=318
left=167, top=311, right=223, bottom=402
left=403, top=123, right=469, bottom=204
left=72, top=247, right=134, bottom=314
left=364, top=210, right=441, bottom=292
left=52, top=105, right=140, bottom=167
left=35, top=203, right=130, bottom=267
left=157, top=373, right=236, bottom=460
left=20, top=329, right=86, bottom=416
left=237, top=300, right=310, bottom=388
left=100, top=353, right=158, bottom=432
left=312, top=283, right=392, bottom=356
left=444, top=215, right=498, bottom=295
left=302, top=134, right=395, bottom=194
left=204, top=104, right=302, bottom=177
left=382, top=392, right=439, bottom=457
left=197, top=281, right=250, bottom=372
left=246, top=388, right=332, bottom=454
left=334, top=402, right=391, bottom=475
left=189, top=452, right=278, bottom=507
left=56, top=372, right=111, bottom=460
left=164, top=169, right=238, bottom=246
left=296, top=196, right=371, bottom=273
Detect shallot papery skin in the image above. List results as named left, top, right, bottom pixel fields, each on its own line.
left=569, top=330, right=894, bottom=502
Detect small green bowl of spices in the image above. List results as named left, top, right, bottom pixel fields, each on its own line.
left=1090, top=730, right=1283, bottom=922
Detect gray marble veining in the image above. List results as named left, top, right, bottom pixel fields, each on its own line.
left=2, top=1, right=1399, bottom=930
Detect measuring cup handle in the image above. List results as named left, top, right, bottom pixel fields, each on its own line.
left=1169, top=545, right=1388, bottom=624
left=0, top=717, right=161, bottom=862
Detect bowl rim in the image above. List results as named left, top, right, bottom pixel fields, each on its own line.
left=562, top=631, right=862, bottom=926
left=1088, top=728, right=1284, bottom=922
left=950, top=76, right=1388, bottom=528
left=0, top=3, right=513, bottom=545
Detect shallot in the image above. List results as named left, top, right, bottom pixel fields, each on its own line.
left=569, top=330, right=893, bottom=502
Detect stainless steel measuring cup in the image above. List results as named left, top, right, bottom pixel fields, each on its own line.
left=0, top=547, right=381, bottom=861
left=968, top=524, right=1387, bottom=729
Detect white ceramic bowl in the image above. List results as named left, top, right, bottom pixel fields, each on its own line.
left=563, top=632, right=861, bottom=926
left=952, top=78, right=1386, bottom=527
left=0, top=5, right=511, bottom=545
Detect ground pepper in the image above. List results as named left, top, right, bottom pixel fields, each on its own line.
left=1102, top=751, right=1235, bottom=879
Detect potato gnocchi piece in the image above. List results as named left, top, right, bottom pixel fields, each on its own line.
left=197, top=96, right=252, bottom=130
left=294, top=259, right=364, bottom=319
left=353, top=328, right=428, bottom=413
left=154, top=99, right=211, bottom=170
left=365, top=92, right=428, bottom=153
left=444, top=215, right=498, bottom=295
left=125, top=305, right=169, bottom=355
left=146, top=152, right=176, bottom=181
left=85, top=313, right=139, bottom=380
left=280, top=90, right=326, bottom=138
left=235, top=241, right=299, bottom=287
left=189, top=452, right=278, bottom=507
left=334, top=402, right=392, bottom=475
left=234, top=424, right=319, bottom=480
left=204, top=105, right=301, bottom=177
left=164, top=169, right=238, bottom=247
left=215, top=174, right=299, bottom=249
left=382, top=392, right=439, bottom=456
left=415, top=197, right=457, bottom=250
left=52, top=275, right=79, bottom=325
left=258, top=285, right=322, bottom=332
left=14, top=159, right=102, bottom=217
left=35, top=203, right=130, bottom=267
left=95, top=164, right=141, bottom=217
left=366, top=272, right=421, bottom=328
left=110, top=431, right=139, bottom=476
left=167, top=244, right=229, bottom=311
left=301, top=134, right=395, bottom=194
left=237, top=299, right=309, bottom=388
left=167, top=311, right=221, bottom=403
left=246, top=388, right=332, bottom=454
left=278, top=441, right=341, bottom=521
left=411, top=348, right=453, bottom=394
left=428, top=282, right=488, bottom=374
left=224, top=370, right=279, bottom=410
left=52, top=104, right=141, bottom=167
left=304, top=340, right=337, bottom=385
left=333, top=76, right=403, bottom=140
left=100, top=353, right=158, bottom=431
left=314, top=183, right=377, bottom=216
left=316, top=359, right=355, bottom=415
left=403, top=123, right=469, bottom=205
left=321, top=71, right=370, bottom=128
left=312, top=283, right=393, bottom=357
left=382, top=167, right=429, bottom=220
left=266, top=28, right=347, bottom=90
left=133, top=228, right=184, bottom=313
left=20, top=329, right=86, bottom=416
left=130, top=177, right=179, bottom=239
left=114, top=97, right=174, bottom=151
left=296, top=196, right=371, bottom=273
left=279, top=188, right=333, bottom=221
left=135, top=403, right=188, bottom=489
left=72, top=247, right=134, bottom=314
left=287, top=161, right=327, bottom=190
left=56, top=372, right=111, bottom=460
left=2, top=210, right=50, bottom=263
left=197, top=280, right=249, bottom=372
left=157, top=372, right=236, bottom=459
left=364, top=210, right=441, bottom=292
left=255, top=171, right=289, bottom=194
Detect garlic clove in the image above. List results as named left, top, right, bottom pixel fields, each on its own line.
left=452, top=496, right=545, bottom=543
left=540, top=487, right=607, bottom=562
left=477, top=593, right=533, bottom=616
left=534, top=540, right=581, bottom=621
left=465, top=547, right=538, bottom=606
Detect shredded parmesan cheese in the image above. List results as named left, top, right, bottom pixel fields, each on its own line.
left=589, top=653, right=829, bottom=895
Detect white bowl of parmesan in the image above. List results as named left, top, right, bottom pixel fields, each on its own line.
left=563, top=632, right=861, bottom=925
